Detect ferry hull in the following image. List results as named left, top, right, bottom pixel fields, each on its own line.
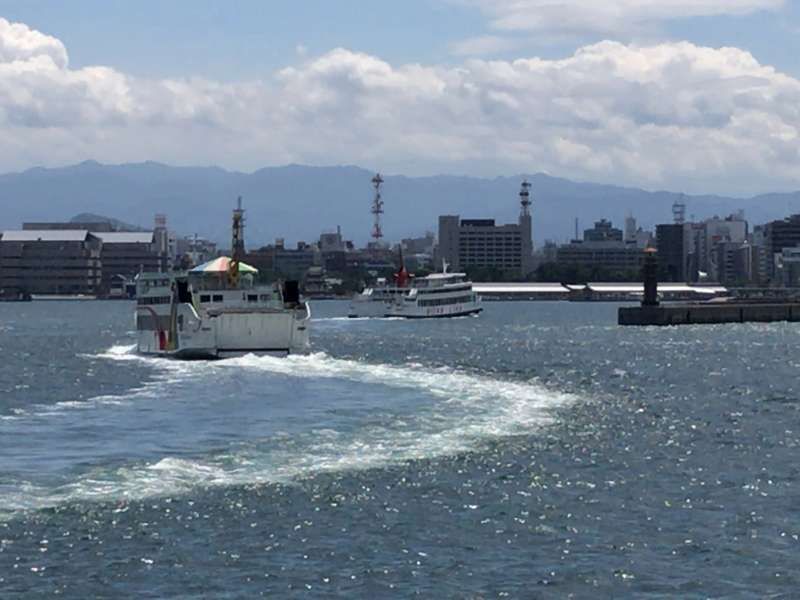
left=136, top=304, right=310, bottom=359
left=394, top=306, right=483, bottom=319
left=347, top=300, right=392, bottom=318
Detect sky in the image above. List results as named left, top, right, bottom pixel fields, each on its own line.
left=0, top=0, right=799, bottom=195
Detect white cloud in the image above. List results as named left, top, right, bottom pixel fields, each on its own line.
left=458, top=0, right=785, bottom=34
left=0, top=18, right=799, bottom=194
left=0, top=17, right=67, bottom=68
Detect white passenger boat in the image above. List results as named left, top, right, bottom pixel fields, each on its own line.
left=135, top=203, right=310, bottom=359
left=349, top=262, right=482, bottom=319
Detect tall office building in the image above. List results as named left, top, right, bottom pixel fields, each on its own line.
left=764, top=214, right=800, bottom=280
left=656, top=223, right=691, bottom=282
left=437, top=181, right=535, bottom=277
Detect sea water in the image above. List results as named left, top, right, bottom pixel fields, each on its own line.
left=1, top=300, right=798, bottom=597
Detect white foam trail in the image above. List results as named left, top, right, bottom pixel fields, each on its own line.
left=1, top=352, right=580, bottom=516
left=94, top=343, right=140, bottom=361
left=216, top=352, right=563, bottom=422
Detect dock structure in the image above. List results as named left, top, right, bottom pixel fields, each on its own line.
left=619, top=249, right=800, bottom=326
left=472, top=281, right=725, bottom=302
left=620, top=302, right=800, bottom=325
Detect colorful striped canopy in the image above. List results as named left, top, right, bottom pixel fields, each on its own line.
left=190, top=256, right=258, bottom=273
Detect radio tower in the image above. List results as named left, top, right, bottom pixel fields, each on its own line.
left=371, top=173, right=384, bottom=243
left=519, top=179, right=532, bottom=217
left=672, top=195, right=687, bottom=225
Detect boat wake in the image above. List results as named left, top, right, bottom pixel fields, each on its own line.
left=1, top=350, right=580, bottom=518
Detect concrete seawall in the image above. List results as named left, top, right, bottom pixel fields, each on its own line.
left=619, top=303, right=800, bottom=326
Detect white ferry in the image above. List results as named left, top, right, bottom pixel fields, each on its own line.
left=135, top=203, right=310, bottom=359
left=349, top=263, right=482, bottom=319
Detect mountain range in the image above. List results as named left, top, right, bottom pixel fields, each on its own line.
left=2, top=161, right=800, bottom=247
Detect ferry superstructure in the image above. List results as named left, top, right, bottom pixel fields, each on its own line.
left=135, top=201, right=310, bottom=358
left=349, top=265, right=482, bottom=319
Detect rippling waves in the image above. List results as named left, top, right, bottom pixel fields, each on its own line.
left=2, top=300, right=799, bottom=598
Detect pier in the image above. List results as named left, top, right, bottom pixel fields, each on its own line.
left=619, top=301, right=800, bottom=325
left=619, top=249, right=800, bottom=326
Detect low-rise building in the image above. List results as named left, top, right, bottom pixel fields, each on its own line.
left=246, top=240, right=320, bottom=280
left=0, top=230, right=103, bottom=296
left=94, top=231, right=167, bottom=292
left=555, top=240, right=645, bottom=273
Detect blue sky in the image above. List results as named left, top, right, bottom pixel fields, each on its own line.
left=0, top=1, right=798, bottom=194
left=1, top=0, right=796, bottom=79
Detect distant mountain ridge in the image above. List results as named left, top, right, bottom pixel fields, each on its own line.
left=1, top=161, right=799, bottom=246
left=69, top=213, right=146, bottom=232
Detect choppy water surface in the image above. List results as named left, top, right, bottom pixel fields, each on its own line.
left=1, top=300, right=799, bottom=597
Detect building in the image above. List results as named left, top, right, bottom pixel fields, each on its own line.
left=584, top=219, right=623, bottom=242
left=555, top=241, right=645, bottom=273
left=0, top=230, right=103, bottom=296
left=15, top=217, right=171, bottom=295
left=656, top=223, right=692, bottom=282
left=776, top=247, right=800, bottom=287
left=319, top=227, right=346, bottom=253
left=622, top=215, right=654, bottom=249
left=245, top=239, right=320, bottom=280
left=175, top=235, right=218, bottom=267
left=437, top=181, right=534, bottom=277
left=93, top=231, right=166, bottom=292
left=764, top=215, right=800, bottom=280
left=402, top=233, right=435, bottom=255
left=689, top=214, right=748, bottom=281
left=624, top=215, right=637, bottom=243
left=24, top=221, right=114, bottom=232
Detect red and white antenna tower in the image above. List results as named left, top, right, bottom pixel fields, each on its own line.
left=519, top=179, right=532, bottom=216
left=371, top=173, right=384, bottom=242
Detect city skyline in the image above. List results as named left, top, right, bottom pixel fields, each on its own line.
left=0, top=2, right=799, bottom=195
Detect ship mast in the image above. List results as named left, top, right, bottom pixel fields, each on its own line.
left=229, top=196, right=245, bottom=287
left=371, top=173, right=384, bottom=244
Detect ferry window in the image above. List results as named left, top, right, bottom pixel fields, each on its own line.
left=200, top=295, right=211, bottom=303
left=247, top=294, right=258, bottom=302
left=259, top=294, right=270, bottom=302
left=212, top=294, right=223, bottom=302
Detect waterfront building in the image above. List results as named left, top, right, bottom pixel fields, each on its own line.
left=24, top=221, right=114, bottom=232
left=555, top=240, right=645, bottom=273
left=437, top=181, right=534, bottom=277
left=710, top=240, right=766, bottom=286
left=0, top=230, right=103, bottom=296
left=656, top=223, right=692, bottom=282
left=764, top=214, right=800, bottom=280
left=19, top=217, right=171, bottom=294
left=776, top=247, right=800, bottom=286
left=93, top=231, right=166, bottom=292
left=688, top=214, right=748, bottom=281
